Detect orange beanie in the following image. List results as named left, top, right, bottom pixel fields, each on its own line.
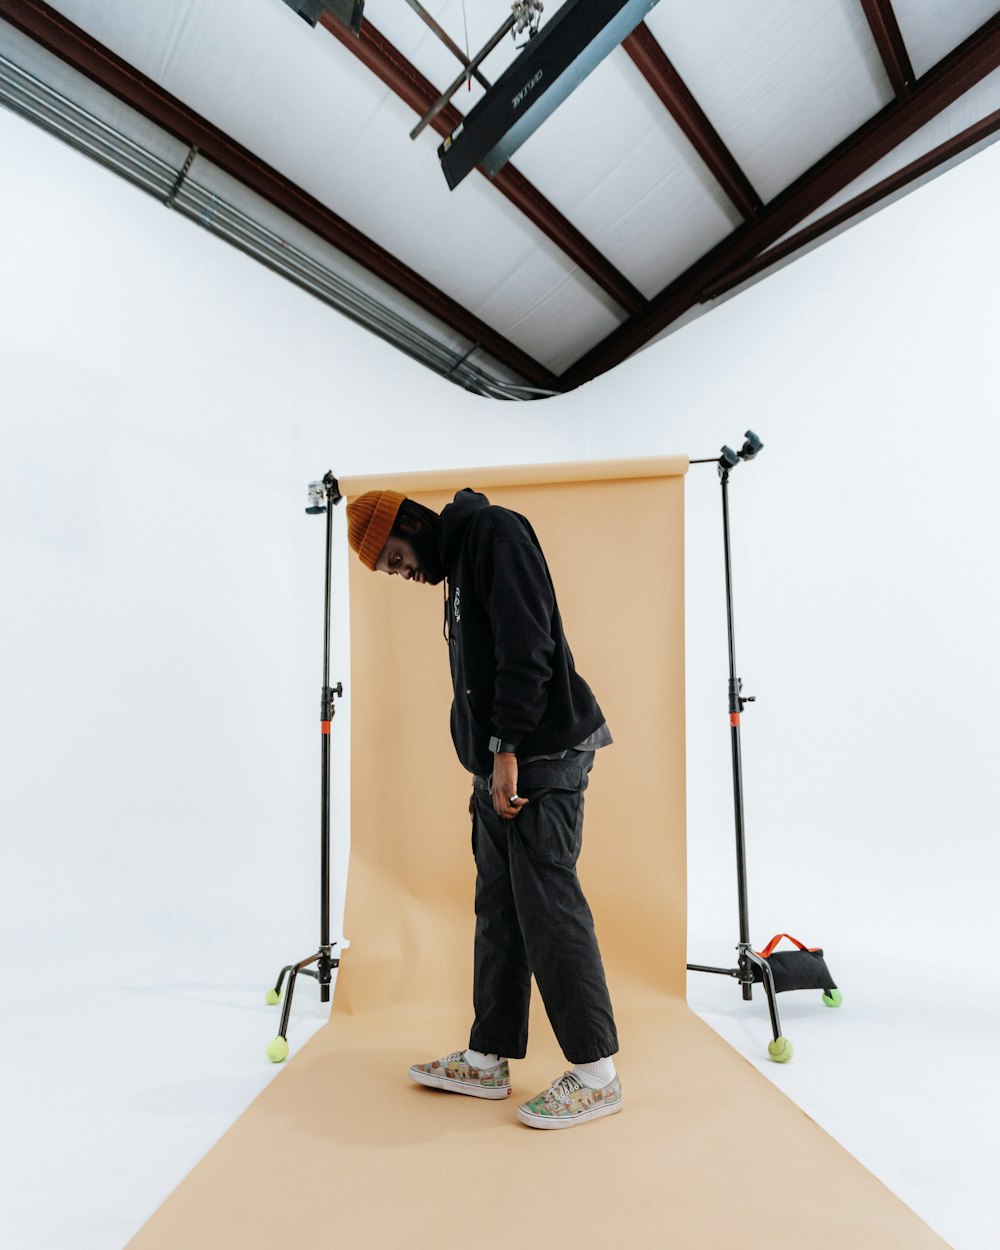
left=346, top=490, right=406, bottom=570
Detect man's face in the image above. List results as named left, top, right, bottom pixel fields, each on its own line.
left=375, top=535, right=442, bottom=585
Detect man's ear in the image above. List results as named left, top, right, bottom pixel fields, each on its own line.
left=395, top=515, right=423, bottom=536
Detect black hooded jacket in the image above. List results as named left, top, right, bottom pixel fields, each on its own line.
left=440, top=488, right=605, bottom=777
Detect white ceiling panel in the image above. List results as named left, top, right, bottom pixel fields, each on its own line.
left=892, top=0, right=1000, bottom=79
left=0, top=15, right=191, bottom=171
left=511, top=45, right=741, bottom=298
left=480, top=247, right=626, bottom=376
left=46, top=0, right=624, bottom=372
left=769, top=67, right=1000, bottom=245
left=644, top=0, right=895, bottom=204
left=53, top=0, right=199, bottom=85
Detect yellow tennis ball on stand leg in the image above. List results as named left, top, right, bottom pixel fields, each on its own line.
left=767, top=1036, right=794, bottom=1063
left=266, top=1036, right=289, bottom=1063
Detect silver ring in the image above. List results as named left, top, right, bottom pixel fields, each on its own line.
left=509, top=794, right=520, bottom=803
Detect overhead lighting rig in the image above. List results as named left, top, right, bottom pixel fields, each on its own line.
left=437, top=0, right=660, bottom=189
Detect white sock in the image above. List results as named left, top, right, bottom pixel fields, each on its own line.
left=572, top=1057, right=616, bottom=1089
left=465, top=1048, right=503, bottom=1070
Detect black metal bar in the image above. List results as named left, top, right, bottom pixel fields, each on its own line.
left=322, top=490, right=333, bottom=689
left=686, top=962, right=741, bottom=977
left=410, top=13, right=515, bottom=139
left=743, top=950, right=782, bottom=1041
left=320, top=486, right=333, bottom=953
left=278, top=956, right=316, bottom=1038
left=721, top=470, right=752, bottom=973
left=721, top=471, right=738, bottom=685
left=278, top=966, right=298, bottom=1039
left=732, top=719, right=750, bottom=951
left=402, top=0, right=491, bottom=90
left=272, top=964, right=294, bottom=997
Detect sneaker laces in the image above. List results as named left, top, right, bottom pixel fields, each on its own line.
left=548, top=1071, right=583, bottom=1099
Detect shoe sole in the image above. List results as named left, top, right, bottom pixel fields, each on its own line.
left=409, top=1068, right=511, bottom=1099
left=517, top=1098, right=624, bottom=1129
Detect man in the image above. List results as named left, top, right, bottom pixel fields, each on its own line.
left=346, top=486, right=621, bottom=1130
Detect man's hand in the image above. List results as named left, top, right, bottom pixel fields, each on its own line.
left=491, top=752, right=529, bottom=819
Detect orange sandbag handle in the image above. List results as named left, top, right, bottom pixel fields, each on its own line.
left=758, top=933, right=820, bottom=958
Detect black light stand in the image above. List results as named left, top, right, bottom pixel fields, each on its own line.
left=686, top=432, right=794, bottom=1063
left=265, top=471, right=345, bottom=1063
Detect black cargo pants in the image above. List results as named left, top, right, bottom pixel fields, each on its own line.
left=468, top=750, right=618, bottom=1065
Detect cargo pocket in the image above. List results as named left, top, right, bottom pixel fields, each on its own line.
left=518, top=787, right=584, bottom=866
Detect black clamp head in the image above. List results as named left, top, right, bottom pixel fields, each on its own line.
left=717, top=431, right=763, bottom=478
left=305, top=473, right=344, bottom=514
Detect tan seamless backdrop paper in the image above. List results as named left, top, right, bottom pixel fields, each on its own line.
left=126, top=457, right=949, bottom=1250
left=340, top=466, right=687, bottom=1016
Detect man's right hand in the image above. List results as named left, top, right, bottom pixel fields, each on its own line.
left=491, top=752, right=529, bottom=819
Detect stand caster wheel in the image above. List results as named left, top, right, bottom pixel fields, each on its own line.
left=266, top=1036, right=289, bottom=1063
left=767, top=1036, right=794, bottom=1064
left=265, top=988, right=281, bottom=1005
left=822, top=989, right=843, bottom=1008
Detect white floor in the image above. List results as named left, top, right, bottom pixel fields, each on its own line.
left=4, top=935, right=997, bottom=1250
left=686, top=946, right=1000, bottom=1250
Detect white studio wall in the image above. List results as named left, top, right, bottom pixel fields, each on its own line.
left=563, top=141, right=1000, bottom=977
left=2, top=95, right=999, bottom=1250
left=0, top=101, right=583, bottom=975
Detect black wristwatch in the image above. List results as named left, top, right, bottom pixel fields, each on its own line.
left=489, top=736, right=518, bottom=754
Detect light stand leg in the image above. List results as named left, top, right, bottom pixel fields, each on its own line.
left=266, top=472, right=344, bottom=1060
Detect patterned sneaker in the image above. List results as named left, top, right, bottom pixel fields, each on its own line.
left=409, top=1050, right=511, bottom=1099
left=517, top=1070, right=623, bottom=1129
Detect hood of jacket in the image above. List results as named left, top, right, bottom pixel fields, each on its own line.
left=439, top=487, right=490, bottom=572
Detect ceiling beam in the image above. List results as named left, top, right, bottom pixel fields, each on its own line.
left=322, top=14, right=647, bottom=316
left=621, top=22, right=763, bottom=220
left=560, top=10, right=1000, bottom=390
left=701, top=106, right=1000, bottom=300
left=860, top=0, right=915, bottom=98
left=0, top=0, right=556, bottom=387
